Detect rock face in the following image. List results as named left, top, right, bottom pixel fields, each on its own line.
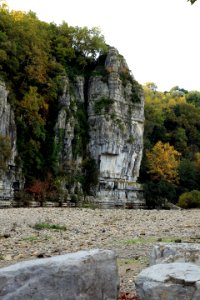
left=0, top=249, right=119, bottom=300
left=88, top=48, right=144, bottom=207
left=55, top=48, right=145, bottom=207
left=54, top=76, right=86, bottom=198
left=150, top=243, right=200, bottom=266
left=0, top=48, right=144, bottom=207
left=0, top=81, right=18, bottom=201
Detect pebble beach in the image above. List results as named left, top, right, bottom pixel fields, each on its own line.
left=0, top=208, right=200, bottom=293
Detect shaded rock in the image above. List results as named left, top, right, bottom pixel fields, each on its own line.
left=0, top=81, right=17, bottom=201
left=0, top=249, right=119, bottom=300
left=135, top=262, right=200, bottom=300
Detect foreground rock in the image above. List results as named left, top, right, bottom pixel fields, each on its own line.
left=0, top=249, right=119, bottom=300
left=150, top=243, right=200, bottom=265
left=135, top=262, right=200, bottom=300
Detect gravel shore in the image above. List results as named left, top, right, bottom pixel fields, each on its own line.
left=0, top=208, right=200, bottom=293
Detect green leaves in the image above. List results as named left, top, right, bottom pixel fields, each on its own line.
left=0, top=134, right=11, bottom=177
left=0, top=7, right=107, bottom=183
left=94, top=97, right=114, bottom=114
left=141, top=83, right=200, bottom=206
left=188, top=0, right=197, bottom=4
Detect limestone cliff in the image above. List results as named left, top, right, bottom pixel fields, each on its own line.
left=88, top=48, right=144, bottom=207
left=55, top=48, right=145, bottom=207
left=55, top=76, right=86, bottom=196
left=0, top=48, right=144, bottom=207
left=0, top=81, right=18, bottom=200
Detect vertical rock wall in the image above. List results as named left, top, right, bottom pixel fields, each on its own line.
left=0, top=81, right=17, bottom=200
left=55, top=48, right=145, bottom=207
left=0, top=48, right=145, bottom=207
left=55, top=76, right=86, bottom=197
left=88, top=48, right=145, bottom=207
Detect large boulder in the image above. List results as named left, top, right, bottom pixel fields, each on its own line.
left=150, top=243, right=200, bottom=265
left=135, top=262, right=200, bottom=300
left=0, top=249, right=119, bottom=300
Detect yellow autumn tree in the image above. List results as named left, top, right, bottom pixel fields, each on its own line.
left=146, top=141, right=181, bottom=183
left=18, top=86, right=48, bottom=124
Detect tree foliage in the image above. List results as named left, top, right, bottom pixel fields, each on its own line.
left=178, top=190, right=200, bottom=208
left=0, top=4, right=107, bottom=184
left=188, top=0, right=197, bottom=4
left=146, top=141, right=181, bottom=183
left=0, top=134, right=11, bottom=177
left=140, top=83, right=200, bottom=207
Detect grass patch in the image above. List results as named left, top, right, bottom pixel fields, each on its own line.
left=119, top=237, right=155, bottom=245
left=23, top=235, right=52, bottom=241
left=23, top=235, right=39, bottom=242
left=119, top=236, right=182, bottom=246
left=33, top=223, right=67, bottom=231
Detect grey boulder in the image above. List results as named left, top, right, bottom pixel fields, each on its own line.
left=0, top=249, right=119, bottom=300
left=150, top=243, right=200, bottom=266
left=135, top=262, right=200, bottom=300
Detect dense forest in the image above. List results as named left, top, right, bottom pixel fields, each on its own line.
left=140, top=83, right=200, bottom=208
left=1, top=3, right=200, bottom=208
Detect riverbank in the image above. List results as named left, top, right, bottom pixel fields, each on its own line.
left=0, top=208, right=200, bottom=293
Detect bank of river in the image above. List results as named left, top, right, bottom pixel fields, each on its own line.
left=0, top=208, right=200, bottom=293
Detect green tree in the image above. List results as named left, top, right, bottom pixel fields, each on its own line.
left=179, top=159, right=200, bottom=192
left=188, top=0, right=197, bottom=4
left=144, top=180, right=177, bottom=208
left=0, top=134, right=11, bottom=177
left=186, top=91, right=200, bottom=107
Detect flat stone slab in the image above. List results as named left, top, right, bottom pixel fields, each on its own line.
left=0, top=249, right=119, bottom=300
left=135, top=262, right=200, bottom=300
left=150, top=243, right=200, bottom=265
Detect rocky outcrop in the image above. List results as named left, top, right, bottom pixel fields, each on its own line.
left=88, top=48, right=144, bottom=207
left=0, top=249, right=119, bottom=300
left=54, top=76, right=86, bottom=198
left=0, top=81, right=18, bottom=201
left=0, top=48, right=144, bottom=207
left=55, top=48, right=145, bottom=207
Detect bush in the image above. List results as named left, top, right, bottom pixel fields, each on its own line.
left=94, top=97, right=114, bottom=114
left=144, top=180, right=177, bottom=209
left=178, top=190, right=200, bottom=208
